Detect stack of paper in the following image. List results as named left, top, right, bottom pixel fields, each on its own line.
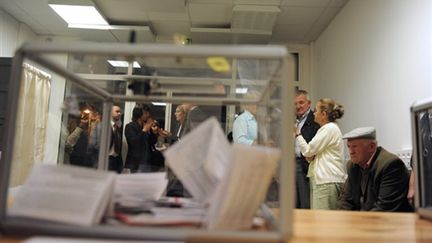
left=164, top=117, right=281, bottom=230
left=116, top=207, right=205, bottom=227
left=164, top=117, right=231, bottom=203
left=206, top=144, right=280, bottom=230
left=9, top=165, right=116, bottom=226
left=113, top=172, right=168, bottom=208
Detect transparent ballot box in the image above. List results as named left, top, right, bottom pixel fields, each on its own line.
left=411, top=98, right=432, bottom=219
left=0, top=42, right=294, bottom=241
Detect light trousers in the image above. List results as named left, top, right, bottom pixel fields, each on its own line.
left=310, top=176, right=343, bottom=210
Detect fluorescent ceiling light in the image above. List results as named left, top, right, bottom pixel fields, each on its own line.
left=152, top=102, right=167, bottom=106
left=49, top=0, right=108, bottom=27
left=236, top=87, right=248, bottom=94
left=107, top=60, right=141, bottom=68
left=68, top=24, right=111, bottom=30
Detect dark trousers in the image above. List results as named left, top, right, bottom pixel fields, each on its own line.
left=296, top=157, right=310, bottom=209
left=109, top=155, right=123, bottom=174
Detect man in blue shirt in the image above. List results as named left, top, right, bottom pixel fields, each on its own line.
left=233, top=103, right=257, bottom=145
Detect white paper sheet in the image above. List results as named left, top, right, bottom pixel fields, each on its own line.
left=206, top=144, right=281, bottom=230
left=163, top=117, right=231, bottom=203
left=9, top=164, right=116, bottom=226
left=114, top=172, right=168, bottom=204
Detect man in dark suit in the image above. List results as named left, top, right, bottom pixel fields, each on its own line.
left=109, top=105, right=123, bottom=173
left=124, top=105, right=153, bottom=172
left=294, top=90, right=320, bottom=209
left=88, top=105, right=124, bottom=173
left=338, top=127, right=413, bottom=212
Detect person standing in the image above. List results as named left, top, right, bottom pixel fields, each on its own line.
left=294, top=90, right=320, bottom=209
left=182, top=104, right=207, bottom=135
left=295, top=98, right=346, bottom=210
left=66, top=113, right=91, bottom=167
left=109, top=105, right=123, bottom=173
left=338, top=127, right=413, bottom=212
left=232, top=91, right=262, bottom=145
left=124, top=105, right=153, bottom=172
left=170, top=104, right=188, bottom=143
left=166, top=104, right=190, bottom=197
left=88, top=105, right=124, bottom=173
left=232, top=102, right=257, bottom=145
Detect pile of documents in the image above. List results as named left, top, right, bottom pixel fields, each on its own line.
left=9, top=117, right=281, bottom=230
left=164, top=117, right=281, bottom=230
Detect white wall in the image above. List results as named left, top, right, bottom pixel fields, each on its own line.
left=0, top=9, right=68, bottom=165
left=0, top=9, right=36, bottom=56
left=312, top=0, right=432, bottom=153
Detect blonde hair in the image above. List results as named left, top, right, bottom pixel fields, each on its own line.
left=318, top=98, right=344, bottom=122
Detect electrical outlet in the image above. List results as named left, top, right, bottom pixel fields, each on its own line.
left=395, top=149, right=412, bottom=170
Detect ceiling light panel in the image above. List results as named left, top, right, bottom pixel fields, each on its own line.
left=49, top=0, right=108, bottom=26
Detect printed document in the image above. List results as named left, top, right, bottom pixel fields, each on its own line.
left=206, top=144, right=280, bottom=230
left=9, top=164, right=116, bottom=226
left=164, top=117, right=231, bottom=203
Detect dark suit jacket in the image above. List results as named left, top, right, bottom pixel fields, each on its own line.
left=182, top=106, right=207, bottom=135
left=338, top=147, right=413, bottom=212
left=298, top=111, right=320, bottom=174
left=124, top=121, right=151, bottom=171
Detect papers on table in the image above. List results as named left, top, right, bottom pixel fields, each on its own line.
left=206, top=144, right=280, bottom=230
left=164, top=117, right=281, bottom=230
left=9, top=165, right=169, bottom=226
left=114, top=172, right=167, bottom=208
left=116, top=207, right=205, bottom=227
left=10, top=116, right=281, bottom=230
left=164, top=117, right=231, bottom=203
left=9, top=165, right=116, bottom=226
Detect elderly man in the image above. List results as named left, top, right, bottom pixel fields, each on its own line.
left=294, top=90, right=320, bottom=209
left=338, top=127, right=413, bottom=212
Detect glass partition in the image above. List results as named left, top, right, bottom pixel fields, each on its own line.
left=0, top=42, right=293, bottom=241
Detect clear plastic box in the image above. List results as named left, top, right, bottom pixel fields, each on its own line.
left=0, top=42, right=294, bottom=241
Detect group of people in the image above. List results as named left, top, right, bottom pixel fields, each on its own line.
left=231, top=89, right=413, bottom=212
left=294, top=90, right=413, bottom=212
left=65, top=103, right=207, bottom=195
left=66, top=91, right=414, bottom=212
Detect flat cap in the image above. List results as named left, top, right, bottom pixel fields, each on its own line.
left=343, top=127, right=376, bottom=140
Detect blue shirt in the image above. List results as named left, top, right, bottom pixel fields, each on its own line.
left=233, top=110, right=257, bottom=145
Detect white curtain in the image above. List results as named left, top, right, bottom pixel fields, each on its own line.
left=10, top=63, right=51, bottom=187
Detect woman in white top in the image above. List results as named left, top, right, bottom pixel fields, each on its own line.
left=295, top=98, right=347, bottom=210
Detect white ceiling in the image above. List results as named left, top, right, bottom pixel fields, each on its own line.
left=0, top=0, right=348, bottom=44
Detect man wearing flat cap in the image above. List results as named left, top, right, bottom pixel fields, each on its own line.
left=338, top=127, right=413, bottom=212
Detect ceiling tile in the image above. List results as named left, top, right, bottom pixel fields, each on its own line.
left=152, top=21, right=191, bottom=38
left=277, top=6, right=324, bottom=26
left=96, top=1, right=150, bottom=23
left=271, top=24, right=309, bottom=43
left=97, top=0, right=186, bottom=13
left=147, top=12, right=188, bottom=21
left=281, top=0, right=330, bottom=7
left=189, top=3, right=232, bottom=25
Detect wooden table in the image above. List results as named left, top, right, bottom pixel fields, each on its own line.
left=2, top=209, right=432, bottom=242
left=292, top=209, right=432, bottom=242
